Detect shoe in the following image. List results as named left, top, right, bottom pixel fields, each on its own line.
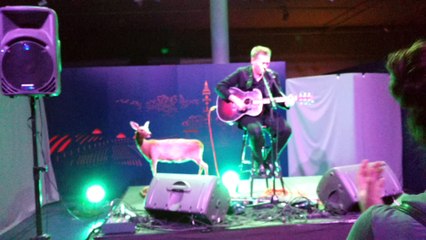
left=267, top=162, right=274, bottom=172
left=271, top=164, right=281, bottom=178
left=264, top=153, right=275, bottom=171
left=258, top=164, right=267, bottom=177
left=263, top=160, right=281, bottom=177
left=252, top=163, right=267, bottom=177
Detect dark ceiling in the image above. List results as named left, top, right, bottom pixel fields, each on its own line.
left=1, top=0, right=426, bottom=77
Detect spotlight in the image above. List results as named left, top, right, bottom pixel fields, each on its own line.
left=221, top=170, right=240, bottom=196
left=86, top=185, right=106, bottom=203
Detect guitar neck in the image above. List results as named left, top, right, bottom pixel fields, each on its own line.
left=254, top=96, right=288, bottom=105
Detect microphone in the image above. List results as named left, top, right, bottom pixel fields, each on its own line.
left=265, top=68, right=274, bottom=73
left=264, top=67, right=273, bottom=73
left=263, top=68, right=275, bottom=79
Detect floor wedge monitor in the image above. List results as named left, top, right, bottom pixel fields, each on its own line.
left=317, top=162, right=402, bottom=214
left=144, top=173, right=230, bottom=224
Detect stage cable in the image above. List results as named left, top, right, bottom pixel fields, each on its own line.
left=207, top=105, right=221, bottom=178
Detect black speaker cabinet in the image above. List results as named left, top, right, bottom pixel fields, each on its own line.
left=316, top=162, right=402, bottom=214
left=144, top=173, right=231, bottom=224
left=0, top=6, right=61, bottom=96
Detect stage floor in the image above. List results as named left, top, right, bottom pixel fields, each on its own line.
left=93, top=176, right=359, bottom=240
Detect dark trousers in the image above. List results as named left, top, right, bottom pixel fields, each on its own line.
left=239, top=111, right=292, bottom=167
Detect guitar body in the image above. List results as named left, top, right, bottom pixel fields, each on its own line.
left=216, top=87, right=312, bottom=124
left=216, top=87, right=263, bottom=123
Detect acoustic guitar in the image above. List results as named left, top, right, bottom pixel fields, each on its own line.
left=216, top=87, right=299, bottom=123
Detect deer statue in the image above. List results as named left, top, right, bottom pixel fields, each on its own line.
left=130, top=121, right=209, bottom=176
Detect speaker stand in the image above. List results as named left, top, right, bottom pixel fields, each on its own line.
left=29, top=96, right=51, bottom=240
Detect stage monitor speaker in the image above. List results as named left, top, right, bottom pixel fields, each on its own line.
left=0, top=6, right=61, bottom=96
left=316, top=162, right=402, bottom=214
left=144, top=173, right=231, bottom=224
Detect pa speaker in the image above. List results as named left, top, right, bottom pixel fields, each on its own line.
left=144, top=173, right=230, bottom=224
left=316, top=162, right=402, bottom=214
left=0, top=6, right=61, bottom=96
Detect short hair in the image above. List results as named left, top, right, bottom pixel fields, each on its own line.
left=250, top=45, right=272, bottom=59
left=386, top=40, right=426, bottom=145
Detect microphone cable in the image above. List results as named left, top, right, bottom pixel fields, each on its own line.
left=207, top=105, right=221, bottom=178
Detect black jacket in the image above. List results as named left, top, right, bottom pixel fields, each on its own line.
left=215, top=65, right=288, bottom=109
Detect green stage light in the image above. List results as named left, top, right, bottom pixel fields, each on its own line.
left=221, top=170, right=240, bottom=195
left=86, top=185, right=106, bottom=203
left=160, top=47, right=170, bottom=55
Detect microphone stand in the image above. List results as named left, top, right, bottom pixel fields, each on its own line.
left=262, top=73, right=280, bottom=203
left=262, top=74, right=277, bottom=110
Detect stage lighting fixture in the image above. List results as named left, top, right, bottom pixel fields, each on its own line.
left=160, top=47, right=170, bottom=55
left=221, top=170, right=240, bottom=195
left=86, top=185, right=106, bottom=204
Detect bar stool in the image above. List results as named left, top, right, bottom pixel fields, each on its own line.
left=239, top=128, right=285, bottom=198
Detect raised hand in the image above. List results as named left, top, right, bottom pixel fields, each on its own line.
left=357, top=159, right=386, bottom=212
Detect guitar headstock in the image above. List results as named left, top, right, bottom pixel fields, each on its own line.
left=296, top=91, right=315, bottom=105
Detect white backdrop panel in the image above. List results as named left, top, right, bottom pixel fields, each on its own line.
left=286, top=73, right=402, bottom=182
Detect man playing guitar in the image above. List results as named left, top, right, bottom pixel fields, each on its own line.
left=215, top=45, right=297, bottom=177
